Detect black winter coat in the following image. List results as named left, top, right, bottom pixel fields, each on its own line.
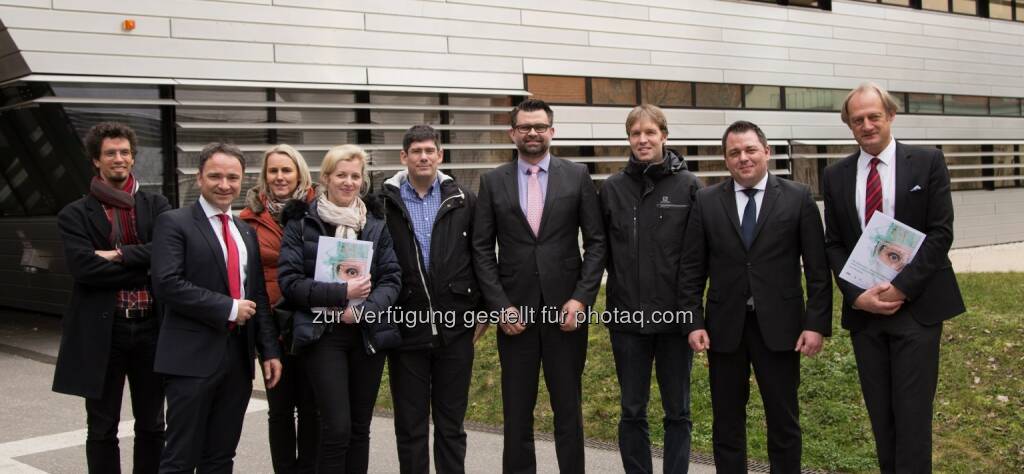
left=52, top=191, right=171, bottom=398
left=277, top=196, right=402, bottom=355
left=599, top=149, right=702, bottom=333
left=383, top=171, right=480, bottom=350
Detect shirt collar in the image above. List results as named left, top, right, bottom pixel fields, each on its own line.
left=400, top=176, right=441, bottom=199
left=858, top=137, right=896, bottom=169
left=199, top=195, right=231, bottom=218
left=733, top=172, right=769, bottom=193
left=517, top=153, right=551, bottom=175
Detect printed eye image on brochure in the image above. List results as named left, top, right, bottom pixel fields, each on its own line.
left=313, top=236, right=373, bottom=312
left=839, top=212, right=925, bottom=290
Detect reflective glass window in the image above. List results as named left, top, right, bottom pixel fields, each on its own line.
left=695, top=83, right=742, bottom=109
left=640, top=80, right=692, bottom=107
left=784, top=87, right=845, bottom=111
left=526, top=75, right=586, bottom=104
left=744, top=85, right=782, bottom=109
left=944, top=95, right=988, bottom=115
left=908, top=93, right=944, bottom=114
left=592, top=78, right=637, bottom=105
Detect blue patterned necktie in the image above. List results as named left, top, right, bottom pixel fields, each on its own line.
left=741, top=188, right=758, bottom=249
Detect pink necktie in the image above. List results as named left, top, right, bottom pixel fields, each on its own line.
left=526, top=165, right=543, bottom=237
left=218, top=214, right=240, bottom=330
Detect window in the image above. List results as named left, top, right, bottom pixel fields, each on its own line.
left=640, top=80, right=692, bottom=107
left=744, top=85, right=782, bottom=109
left=990, top=97, right=1022, bottom=116
left=525, top=75, right=586, bottom=104
left=696, top=83, right=742, bottom=109
left=945, top=95, right=989, bottom=115
left=908, top=93, right=944, bottom=114
left=989, top=0, right=1014, bottom=19
left=785, top=87, right=845, bottom=111
left=953, top=0, right=977, bottom=14
left=922, top=0, right=950, bottom=11
left=591, top=78, right=637, bottom=105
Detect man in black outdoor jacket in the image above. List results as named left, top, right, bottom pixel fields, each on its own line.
left=383, top=124, right=481, bottom=474
left=599, top=104, right=702, bottom=474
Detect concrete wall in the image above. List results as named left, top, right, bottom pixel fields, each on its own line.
left=952, top=188, right=1024, bottom=248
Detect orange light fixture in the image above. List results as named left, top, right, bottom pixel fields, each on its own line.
left=122, top=19, right=136, bottom=31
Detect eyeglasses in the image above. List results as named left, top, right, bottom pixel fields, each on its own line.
left=102, top=149, right=133, bottom=158
left=513, top=124, right=551, bottom=134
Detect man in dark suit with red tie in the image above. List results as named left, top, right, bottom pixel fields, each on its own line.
left=151, top=142, right=282, bottom=473
left=822, top=83, right=965, bottom=473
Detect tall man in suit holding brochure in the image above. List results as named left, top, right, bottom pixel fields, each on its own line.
left=472, top=98, right=606, bottom=473
left=151, top=142, right=283, bottom=473
left=680, top=120, right=832, bottom=473
left=821, top=83, right=965, bottom=473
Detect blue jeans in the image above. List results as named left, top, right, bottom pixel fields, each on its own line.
left=610, top=330, right=694, bottom=474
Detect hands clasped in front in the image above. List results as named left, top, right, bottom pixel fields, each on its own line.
left=499, top=298, right=586, bottom=335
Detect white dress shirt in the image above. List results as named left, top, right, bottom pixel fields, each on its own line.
left=734, top=172, right=768, bottom=309
left=734, top=172, right=768, bottom=225
left=199, top=195, right=248, bottom=321
left=855, top=137, right=897, bottom=230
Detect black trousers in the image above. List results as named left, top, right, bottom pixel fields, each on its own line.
left=86, top=315, right=165, bottom=474
left=302, top=325, right=386, bottom=474
left=388, top=331, right=475, bottom=474
left=707, top=312, right=801, bottom=474
left=851, top=314, right=942, bottom=474
left=266, top=350, right=319, bottom=474
left=160, top=332, right=252, bottom=474
left=498, top=321, right=588, bottom=474
left=609, top=330, right=694, bottom=474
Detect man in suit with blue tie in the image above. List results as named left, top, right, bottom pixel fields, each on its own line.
left=151, top=142, right=282, bottom=473
left=681, top=121, right=832, bottom=473
left=473, top=98, right=606, bottom=473
left=822, top=83, right=965, bottom=473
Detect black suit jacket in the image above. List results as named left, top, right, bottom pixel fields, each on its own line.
left=52, top=191, right=170, bottom=399
left=680, top=174, right=832, bottom=353
left=472, top=156, right=606, bottom=312
left=151, top=202, right=280, bottom=378
left=822, top=142, right=965, bottom=331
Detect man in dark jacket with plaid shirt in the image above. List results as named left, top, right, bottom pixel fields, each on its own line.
left=383, top=124, right=481, bottom=474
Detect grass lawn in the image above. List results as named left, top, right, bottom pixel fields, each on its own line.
left=375, top=272, right=1024, bottom=472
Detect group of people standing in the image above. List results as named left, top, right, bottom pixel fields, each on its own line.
left=52, top=81, right=963, bottom=474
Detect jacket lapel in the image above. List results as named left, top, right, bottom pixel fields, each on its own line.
left=191, top=202, right=229, bottom=288
left=750, top=173, right=781, bottom=247
left=718, top=179, right=743, bottom=246
left=536, top=156, right=562, bottom=239
left=503, top=162, right=535, bottom=239
left=893, top=142, right=912, bottom=222
left=85, top=197, right=112, bottom=246
left=841, top=154, right=862, bottom=239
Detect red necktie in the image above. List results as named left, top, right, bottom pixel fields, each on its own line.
left=218, top=214, right=241, bottom=330
left=865, top=157, right=883, bottom=225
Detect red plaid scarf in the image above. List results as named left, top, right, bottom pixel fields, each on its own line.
left=90, top=175, right=150, bottom=310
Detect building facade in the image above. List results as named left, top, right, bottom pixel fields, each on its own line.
left=1, top=0, right=1022, bottom=313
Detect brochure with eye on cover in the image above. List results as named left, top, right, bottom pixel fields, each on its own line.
left=839, top=212, right=925, bottom=290
left=313, top=236, right=373, bottom=313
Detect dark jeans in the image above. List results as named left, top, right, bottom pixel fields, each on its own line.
left=708, top=312, right=801, bottom=474
left=851, top=314, right=942, bottom=474
left=302, top=325, right=386, bottom=473
left=388, top=331, right=474, bottom=474
left=86, top=315, right=165, bottom=474
left=609, top=330, right=693, bottom=474
left=267, top=351, right=319, bottom=474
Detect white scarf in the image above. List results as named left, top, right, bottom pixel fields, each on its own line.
left=316, top=194, right=366, bottom=239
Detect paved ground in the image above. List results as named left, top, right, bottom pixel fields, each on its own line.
left=0, top=310, right=718, bottom=473
left=949, top=241, right=1024, bottom=272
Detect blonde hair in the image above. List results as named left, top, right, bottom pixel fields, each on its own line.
left=841, top=82, right=901, bottom=125
left=625, top=104, right=669, bottom=135
left=257, top=144, right=313, bottom=200
left=320, top=144, right=369, bottom=196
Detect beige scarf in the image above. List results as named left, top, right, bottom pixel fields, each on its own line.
left=316, top=193, right=366, bottom=239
